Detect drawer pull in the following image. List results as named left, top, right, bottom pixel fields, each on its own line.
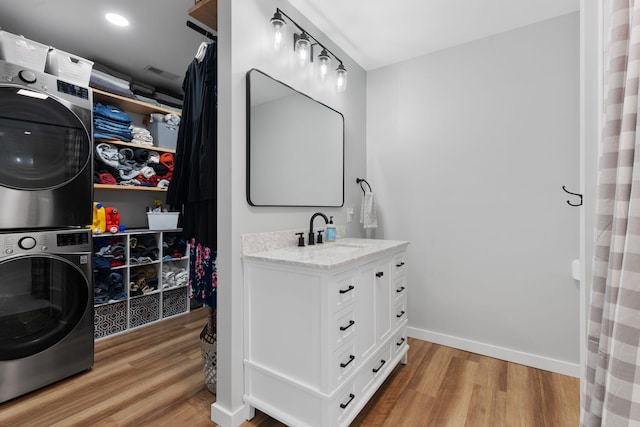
left=339, top=285, right=355, bottom=294
left=372, top=359, right=387, bottom=373
left=396, top=310, right=406, bottom=319
left=340, top=393, right=355, bottom=409
left=396, top=262, right=405, bottom=267
left=376, top=271, right=384, bottom=278
left=339, top=320, right=355, bottom=331
left=396, top=286, right=406, bottom=293
left=396, top=337, right=406, bottom=346
left=340, top=354, right=355, bottom=368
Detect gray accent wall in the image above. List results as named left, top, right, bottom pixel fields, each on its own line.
left=366, top=13, right=581, bottom=371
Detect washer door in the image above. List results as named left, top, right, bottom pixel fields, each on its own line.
left=0, top=254, right=90, bottom=360
left=0, top=86, right=91, bottom=190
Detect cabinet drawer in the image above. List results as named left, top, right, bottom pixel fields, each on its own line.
left=393, top=254, right=406, bottom=278
left=358, top=344, right=392, bottom=396
left=332, top=381, right=358, bottom=426
left=393, top=277, right=407, bottom=302
left=393, top=299, right=407, bottom=328
left=333, top=342, right=357, bottom=387
left=332, top=274, right=357, bottom=312
left=334, top=307, right=357, bottom=349
left=391, top=328, right=407, bottom=358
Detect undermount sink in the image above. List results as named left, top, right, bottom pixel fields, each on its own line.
left=312, top=242, right=366, bottom=253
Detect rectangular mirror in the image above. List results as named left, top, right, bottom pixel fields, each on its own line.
left=246, top=69, right=344, bottom=207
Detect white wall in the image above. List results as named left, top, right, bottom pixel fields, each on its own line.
left=215, top=0, right=367, bottom=424
left=367, top=13, right=581, bottom=374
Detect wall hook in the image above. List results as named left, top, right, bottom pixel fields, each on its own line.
left=562, top=186, right=583, bottom=207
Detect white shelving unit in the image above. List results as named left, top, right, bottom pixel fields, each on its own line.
left=93, top=229, right=190, bottom=340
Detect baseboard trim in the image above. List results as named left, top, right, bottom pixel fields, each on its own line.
left=211, top=402, right=246, bottom=427
left=407, top=327, right=580, bottom=378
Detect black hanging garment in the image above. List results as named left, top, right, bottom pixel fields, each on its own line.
left=167, top=42, right=217, bottom=248
left=167, top=42, right=217, bottom=314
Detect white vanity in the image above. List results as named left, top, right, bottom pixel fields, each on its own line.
left=243, top=238, right=409, bottom=426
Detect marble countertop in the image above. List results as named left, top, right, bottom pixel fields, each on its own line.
left=243, top=238, right=409, bottom=270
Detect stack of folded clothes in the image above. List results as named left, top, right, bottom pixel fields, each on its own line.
left=130, top=265, right=159, bottom=296
left=131, top=126, right=153, bottom=145
left=94, top=103, right=133, bottom=142
left=162, top=233, right=187, bottom=260
left=93, top=237, right=128, bottom=304
left=153, top=88, right=184, bottom=110
left=162, top=263, right=188, bottom=289
left=89, top=62, right=135, bottom=98
left=93, top=142, right=174, bottom=188
left=94, top=270, right=127, bottom=304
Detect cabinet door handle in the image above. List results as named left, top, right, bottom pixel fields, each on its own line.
left=339, top=320, right=355, bottom=331
left=340, top=354, right=355, bottom=368
left=340, top=393, right=355, bottom=409
left=376, top=271, right=384, bottom=278
left=396, top=262, right=405, bottom=267
left=396, top=337, right=406, bottom=346
left=372, top=359, right=387, bottom=373
left=396, top=310, right=406, bottom=318
left=396, top=286, right=405, bottom=293
left=339, top=285, right=355, bottom=294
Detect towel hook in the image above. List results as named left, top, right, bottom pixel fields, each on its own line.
left=356, top=178, right=372, bottom=195
left=562, top=185, right=583, bottom=207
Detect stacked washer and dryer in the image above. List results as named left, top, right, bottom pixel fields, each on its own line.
left=0, top=57, right=95, bottom=402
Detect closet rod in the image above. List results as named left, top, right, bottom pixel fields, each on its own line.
left=186, top=20, right=217, bottom=40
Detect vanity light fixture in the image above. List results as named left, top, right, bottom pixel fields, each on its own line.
left=318, top=49, right=331, bottom=80
left=269, top=8, right=348, bottom=93
left=270, top=10, right=286, bottom=51
left=294, top=32, right=311, bottom=67
left=336, top=63, right=347, bottom=93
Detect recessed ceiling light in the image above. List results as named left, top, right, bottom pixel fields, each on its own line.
left=105, top=12, right=129, bottom=27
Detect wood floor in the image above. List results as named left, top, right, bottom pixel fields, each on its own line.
left=0, top=308, right=579, bottom=426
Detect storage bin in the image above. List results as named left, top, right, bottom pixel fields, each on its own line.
left=147, top=212, right=179, bottom=230
left=148, top=121, right=179, bottom=150
left=45, top=48, right=93, bottom=86
left=0, top=30, right=48, bottom=71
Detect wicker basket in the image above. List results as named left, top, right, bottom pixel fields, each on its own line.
left=199, top=324, right=217, bottom=394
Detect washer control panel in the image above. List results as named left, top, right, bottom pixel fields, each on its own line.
left=0, top=229, right=91, bottom=257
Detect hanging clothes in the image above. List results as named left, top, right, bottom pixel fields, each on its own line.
left=167, top=41, right=217, bottom=248
left=167, top=41, right=218, bottom=315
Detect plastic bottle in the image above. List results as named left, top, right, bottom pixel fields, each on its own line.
left=91, top=202, right=106, bottom=234
left=325, top=216, right=336, bottom=242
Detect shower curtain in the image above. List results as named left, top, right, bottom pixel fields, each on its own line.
left=582, top=1, right=640, bottom=425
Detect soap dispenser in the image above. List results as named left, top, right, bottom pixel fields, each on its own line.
left=325, top=216, right=336, bottom=242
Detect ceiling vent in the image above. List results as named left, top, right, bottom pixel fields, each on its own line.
left=145, top=66, right=181, bottom=81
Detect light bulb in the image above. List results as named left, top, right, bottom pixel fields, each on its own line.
left=295, top=33, right=311, bottom=67
left=271, top=11, right=286, bottom=51
left=336, top=64, right=348, bottom=93
left=318, top=49, right=331, bottom=80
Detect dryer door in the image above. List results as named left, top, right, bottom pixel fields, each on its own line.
left=0, top=254, right=91, bottom=360
left=0, top=86, right=91, bottom=190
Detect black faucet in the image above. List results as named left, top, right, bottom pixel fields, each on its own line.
left=308, top=212, right=329, bottom=245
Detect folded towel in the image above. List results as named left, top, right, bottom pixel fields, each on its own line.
left=360, top=191, right=378, bottom=229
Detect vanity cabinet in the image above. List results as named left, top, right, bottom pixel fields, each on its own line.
left=243, top=240, right=409, bottom=427
left=93, top=229, right=190, bottom=339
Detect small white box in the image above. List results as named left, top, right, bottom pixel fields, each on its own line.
left=147, top=212, right=179, bottom=230
left=45, top=48, right=93, bottom=86
left=0, top=31, right=48, bottom=71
